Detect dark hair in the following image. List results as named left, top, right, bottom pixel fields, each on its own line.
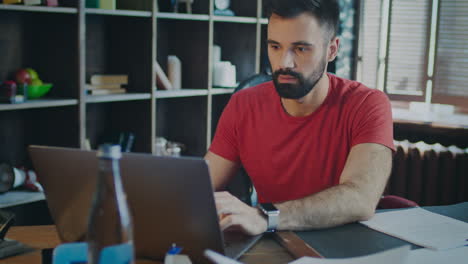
left=264, top=0, right=340, bottom=39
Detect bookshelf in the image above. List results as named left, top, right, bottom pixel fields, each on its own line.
left=0, top=0, right=267, bottom=166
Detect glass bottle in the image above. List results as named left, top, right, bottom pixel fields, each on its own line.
left=87, top=145, right=134, bottom=264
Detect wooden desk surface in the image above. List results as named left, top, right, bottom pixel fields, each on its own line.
left=2, top=225, right=295, bottom=264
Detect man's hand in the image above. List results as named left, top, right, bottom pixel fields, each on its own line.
left=214, top=191, right=267, bottom=236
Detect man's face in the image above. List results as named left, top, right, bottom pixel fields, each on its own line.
left=267, top=13, right=334, bottom=99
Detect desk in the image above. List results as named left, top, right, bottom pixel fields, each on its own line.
left=2, top=226, right=295, bottom=264
left=3, top=202, right=467, bottom=263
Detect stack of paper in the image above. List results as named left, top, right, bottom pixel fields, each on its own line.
left=360, top=207, right=468, bottom=250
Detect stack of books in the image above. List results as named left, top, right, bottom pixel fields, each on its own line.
left=86, top=75, right=128, bottom=95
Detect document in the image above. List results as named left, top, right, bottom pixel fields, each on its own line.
left=407, top=246, right=468, bottom=264
left=289, top=246, right=410, bottom=264
left=205, top=246, right=411, bottom=264
left=360, top=207, right=468, bottom=250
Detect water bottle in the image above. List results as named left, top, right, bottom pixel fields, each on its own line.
left=87, top=145, right=134, bottom=264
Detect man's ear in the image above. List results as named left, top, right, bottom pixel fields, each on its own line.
left=327, top=37, right=340, bottom=62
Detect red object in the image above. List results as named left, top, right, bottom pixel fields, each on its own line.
left=44, top=0, right=58, bottom=6
left=15, top=68, right=32, bottom=85
left=378, top=195, right=419, bottom=209
left=209, top=74, right=395, bottom=203
left=1, top=80, right=17, bottom=101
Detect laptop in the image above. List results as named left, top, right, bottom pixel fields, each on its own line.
left=29, top=145, right=261, bottom=263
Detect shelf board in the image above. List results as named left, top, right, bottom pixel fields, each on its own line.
left=86, top=93, right=151, bottom=104
left=0, top=191, right=45, bottom=209
left=213, top=16, right=258, bottom=24
left=85, top=8, right=151, bottom=17
left=211, top=88, right=235, bottom=95
left=0, top=3, right=77, bottom=14
left=156, top=12, right=209, bottom=21
left=260, top=18, right=268, bottom=25
left=0, top=98, right=78, bottom=111
left=155, top=89, right=208, bottom=99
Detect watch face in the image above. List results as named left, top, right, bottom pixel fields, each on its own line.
left=260, top=203, right=278, bottom=212
left=215, top=0, right=230, bottom=10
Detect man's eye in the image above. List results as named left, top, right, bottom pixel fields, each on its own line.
left=296, top=47, right=308, bottom=52
left=270, top=45, right=280, bottom=50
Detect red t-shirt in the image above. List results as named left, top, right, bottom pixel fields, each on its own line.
left=209, top=74, right=394, bottom=203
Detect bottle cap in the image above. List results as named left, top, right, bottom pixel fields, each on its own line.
left=97, top=144, right=122, bottom=159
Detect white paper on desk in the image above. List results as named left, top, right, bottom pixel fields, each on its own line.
left=407, top=246, right=468, bottom=264
left=289, top=245, right=410, bottom=264
left=360, top=207, right=468, bottom=250
left=204, top=249, right=243, bottom=264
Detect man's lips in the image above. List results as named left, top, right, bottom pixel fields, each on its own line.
left=278, top=75, right=298, bottom=83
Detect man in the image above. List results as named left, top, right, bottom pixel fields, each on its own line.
left=205, top=0, right=394, bottom=236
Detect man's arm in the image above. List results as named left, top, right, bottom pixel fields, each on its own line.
left=213, top=143, right=392, bottom=235
left=276, top=143, right=392, bottom=230
left=204, top=151, right=240, bottom=191
left=205, top=151, right=269, bottom=235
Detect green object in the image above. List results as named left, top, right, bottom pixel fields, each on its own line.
left=27, top=83, right=53, bottom=99
left=31, top=78, right=43, bottom=86
left=100, top=0, right=115, bottom=10
left=25, top=68, right=39, bottom=80
left=86, top=0, right=99, bottom=8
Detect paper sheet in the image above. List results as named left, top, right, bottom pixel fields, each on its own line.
left=289, top=246, right=410, bottom=264
left=407, top=246, right=468, bottom=264
left=360, top=207, right=468, bottom=250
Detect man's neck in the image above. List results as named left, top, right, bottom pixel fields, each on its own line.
left=280, top=73, right=330, bottom=117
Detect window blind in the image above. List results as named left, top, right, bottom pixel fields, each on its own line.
left=357, top=0, right=382, bottom=89
left=386, top=0, right=431, bottom=95
left=434, top=0, right=468, bottom=98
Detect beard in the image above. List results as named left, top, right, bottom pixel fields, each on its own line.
left=272, top=57, right=327, bottom=99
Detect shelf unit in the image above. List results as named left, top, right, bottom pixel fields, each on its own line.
left=0, top=0, right=268, bottom=166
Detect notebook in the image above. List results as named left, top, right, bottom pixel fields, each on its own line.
left=29, top=145, right=261, bottom=263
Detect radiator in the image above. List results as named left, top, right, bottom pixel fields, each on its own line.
left=387, top=140, right=468, bottom=206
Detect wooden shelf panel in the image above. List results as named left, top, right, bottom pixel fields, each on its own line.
left=0, top=4, right=77, bottom=14
left=0, top=191, right=45, bottom=209
left=0, top=99, right=78, bottom=111
left=211, top=88, right=235, bottom=95
left=260, top=18, right=268, bottom=24
left=155, top=89, right=208, bottom=98
left=85, top=8, right=151, bottom=17
left=156, top=12, right=209, bottom=21
left=213, top=16, right=258, bottom=24
left=86, top=93, right=151, bottom=104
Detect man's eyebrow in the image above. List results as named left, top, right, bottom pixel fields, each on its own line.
left=291, top=41, right=314, bottom=47
left=267, top=39, right=280, bottom=45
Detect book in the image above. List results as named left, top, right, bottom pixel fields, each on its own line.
left=3, top=0, right=22, bottom=4
left=155, top=61, right=173, bottom=90
left=85, top=83, right=122, bottom=90
left=43, top=0, right=58, bottom=6
left=86, top=0, right=99, bottom=8
left=24, top=0, right=41, bottom=5
left=90, top=75, right=128, bottom=85
left=99, top=0, right=115, bottom=10
left=87, top=88, right=126, bottom=95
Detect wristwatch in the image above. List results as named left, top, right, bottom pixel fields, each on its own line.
left=258, top=203, right=280, bottom=232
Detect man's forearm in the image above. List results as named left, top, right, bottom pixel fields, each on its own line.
left=274, top=144, right=392, bottom=230
left=275, top=182, right=377, bottom=230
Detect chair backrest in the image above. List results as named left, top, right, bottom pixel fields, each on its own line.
left=234, top=72, right=272, bottom=93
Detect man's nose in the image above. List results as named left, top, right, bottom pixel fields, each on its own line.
left=279, top=50, right=295, bottom=69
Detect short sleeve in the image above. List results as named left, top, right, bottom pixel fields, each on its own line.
left=351, top=90, right=395, bottom=152
left=208, top=94, right=241, bottom=163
